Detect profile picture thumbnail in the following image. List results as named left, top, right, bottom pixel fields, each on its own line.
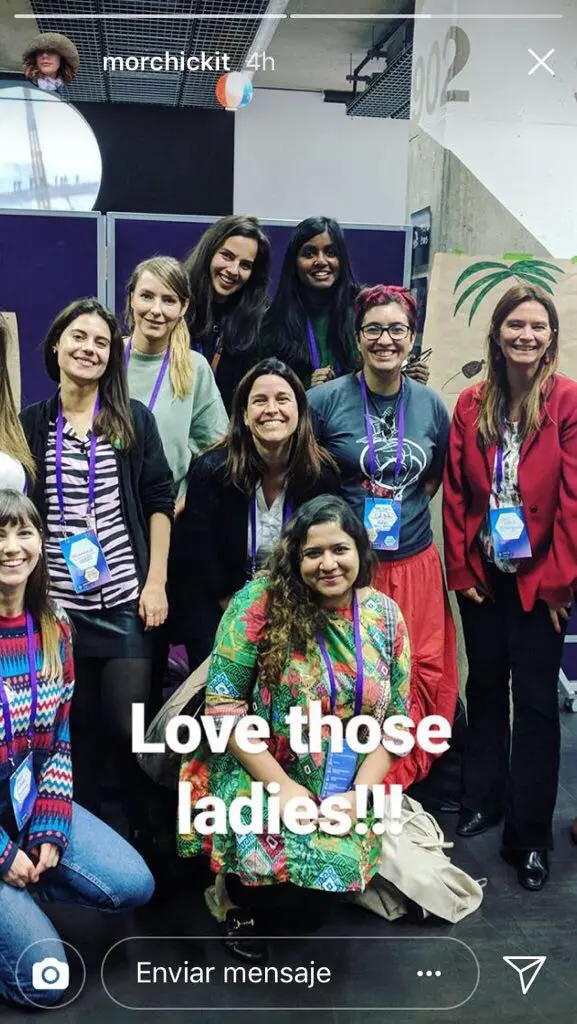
left=22, top=32, right=80, bottom=94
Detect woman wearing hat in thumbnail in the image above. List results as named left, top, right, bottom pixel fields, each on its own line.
left=171, top=357, right=339, bottom=670
left=22, top=33, right=80, bottom=93
left=0, top=316, right=35, bottom=492
left=0, top=490, right=154, bottom=1010
left=20, top=299, right=174, bottom=840
left=184, top=215, right=270, bottom=412
left=124, top=255, right=228, bottom=517
left=178, top=494, right=410, bottom=963
left=443, top=283, right=577, bottom=891
left=307, top=284, right=457, bottom=790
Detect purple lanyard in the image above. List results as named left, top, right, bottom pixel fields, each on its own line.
left=0, top=613, right=38, bottom=766
left=124, top=340, right=170, bottom=413
left=359, top=373, right=405, bottom=485
left=249, top=489, right=293, bottom=576
left=56, top=394, right=100, bottom=530
left=306, top=320, right=321, bottom=372
left=317, top=592, right=364, bottom=715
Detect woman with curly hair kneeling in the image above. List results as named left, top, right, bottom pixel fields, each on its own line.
left=178, top=494, right=410, bottom=964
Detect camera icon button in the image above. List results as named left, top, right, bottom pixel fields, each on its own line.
left=15, top=938, right=86, bottom=1010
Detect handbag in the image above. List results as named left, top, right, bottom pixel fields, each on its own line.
left=352, top=794, right=485, bottom=924
left=136, top=657, right=210, bottom=789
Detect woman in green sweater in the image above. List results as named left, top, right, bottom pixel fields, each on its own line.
left=124, top=256, right=229, bottom=517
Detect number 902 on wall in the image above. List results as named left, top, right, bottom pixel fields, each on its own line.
left=412, top=26, right=471, bottom=123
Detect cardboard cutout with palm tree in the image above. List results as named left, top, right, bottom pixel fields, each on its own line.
left=424, top=254, right=577, bottom=411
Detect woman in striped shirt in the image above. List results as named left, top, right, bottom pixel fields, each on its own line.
left=0, top=489, right=154, bottom=1009
left=20, top=298, right=174, bottom=841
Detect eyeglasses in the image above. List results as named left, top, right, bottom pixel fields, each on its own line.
left=360, top=323, right=411, bottom=342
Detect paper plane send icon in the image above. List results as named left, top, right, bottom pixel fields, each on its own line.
left=503, top=956, right=547, bottom=995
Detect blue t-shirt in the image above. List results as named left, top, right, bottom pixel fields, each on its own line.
left=307, top=373, right=450, bottom=560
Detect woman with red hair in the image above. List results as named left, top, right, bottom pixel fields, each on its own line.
left=307, top=284, right=458, bottom=790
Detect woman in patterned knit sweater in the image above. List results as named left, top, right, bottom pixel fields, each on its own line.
left=0, top=490, right=153, bottom=1009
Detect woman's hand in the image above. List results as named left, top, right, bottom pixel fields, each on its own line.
left=310, top=366, right=335, bottom=388
left=174, top=495, right=187, bottom=518
left=548, top=602, right=571, bottom=633
left=458, top=586, right=486, bottom=605
left=318, top=790, right=359, bottom=832
left=2, top=849, right=36, bottom=889
left=277, top=780, right=317, bottom=826
left=405, top=360, right=430, bottom=386
left=29, top=843, right=61, bottom=881
left=139, top=579, right=168, bottom=631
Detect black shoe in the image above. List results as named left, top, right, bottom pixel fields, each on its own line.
left=221, top=909, right=267, bottom=964
left=501, top=848, right=549, bottom=891
left=456, top=809, right=502, bottom=837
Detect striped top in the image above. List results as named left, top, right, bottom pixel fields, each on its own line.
left=44, top=417, right=140, bottom=611
left=0, top=611, right=74, bottom=873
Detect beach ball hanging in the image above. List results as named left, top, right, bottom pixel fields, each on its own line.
left=215, top=72, right=253, bottom=111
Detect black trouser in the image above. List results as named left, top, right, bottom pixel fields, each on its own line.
left=226, top=875, right=335, bottom=934
left=457, top=571, right=566, bottom=850
left=70, top=656, right=152, bottom=832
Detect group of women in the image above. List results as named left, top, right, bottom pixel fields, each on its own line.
left=0, top=211, right=576, bottom=1003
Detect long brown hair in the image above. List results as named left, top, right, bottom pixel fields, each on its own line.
left=477, top=284, right=559, bottom=446
left=124, top=256, right=193, bottom=400
left=0, top=490, right=65, bottom=679
left=183, top=215, right=270, bottom=354
left=216, top=358, right=337, bottom=496
left=259, top=495, right=375, bottom=690
left=0, top=316, right=36, bottom=483
left=43, top=299, right=136, bottom=450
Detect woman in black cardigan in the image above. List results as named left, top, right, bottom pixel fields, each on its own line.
left=170, top=357, right=339, bottom=669
left=20, top=298, right=174, bottom=840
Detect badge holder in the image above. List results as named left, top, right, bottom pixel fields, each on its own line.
left=10, top=752, right=37, bottom=831
left=489, top=505, right=532, bottom=560
left=320, top=735, right=358, bottom=800
left=364, top=496, right=402, bottom=552
left=60, top=529, right=112, bottom=594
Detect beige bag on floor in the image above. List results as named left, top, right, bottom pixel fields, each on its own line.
left=352, top=795, right=485, bottom=924
left=136, top=657, right=210, bottom=789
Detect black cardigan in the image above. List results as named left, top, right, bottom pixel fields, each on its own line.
left=169, top=446, right=340, bottom=646
left=20, top=394, right=175, bottom=587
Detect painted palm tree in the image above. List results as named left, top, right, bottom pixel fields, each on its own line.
left=453, top=258, right=565, bottom=326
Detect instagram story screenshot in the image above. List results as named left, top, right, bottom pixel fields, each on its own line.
left=0, top=0, right=576, bottom=1021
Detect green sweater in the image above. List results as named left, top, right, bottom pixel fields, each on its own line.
left=126, top=349, right=229, bottom=497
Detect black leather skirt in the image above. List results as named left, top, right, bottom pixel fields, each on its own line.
left=66, top=600, right=153, bottom=659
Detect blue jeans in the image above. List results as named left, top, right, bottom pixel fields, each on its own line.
left=0, top=803, right=155, bottom=1008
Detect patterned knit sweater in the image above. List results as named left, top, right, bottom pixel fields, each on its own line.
left=0, top=611, right=74, bottom=873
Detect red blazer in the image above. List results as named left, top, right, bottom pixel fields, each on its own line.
left=442, top=374, right=577, bottom=612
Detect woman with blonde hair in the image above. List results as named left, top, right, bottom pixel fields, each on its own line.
left=443, top=283, right=577, bottom=890
left=0, top=316, right=35, bottom=491
left=124, top=255, right=228, bottom=516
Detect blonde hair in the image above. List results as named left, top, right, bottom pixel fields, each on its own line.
left=125, top=256, right=193, bottom=400
left=0, top=316, right=36, bottom=483
left=477, top=283, right=559, bottom=446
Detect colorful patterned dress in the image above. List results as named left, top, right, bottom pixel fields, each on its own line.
left=178, top=578, right=411, bottom=893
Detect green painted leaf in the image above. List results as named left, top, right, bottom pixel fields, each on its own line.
left=503, top=253, right=534, bottom=261
left=509, top=265, right=559, bottom=284
left=513, top=271, right=555, bottom=294
left=511, top=259, right=564, bottom=276
left=571, top=256, right=577, bottom=264
left=453, top=261, right=509, bottom=293
left=454, top=270, right=513, bottom=317
left=467, top=271, right=513, bottom=325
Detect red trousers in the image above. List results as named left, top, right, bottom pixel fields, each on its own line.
left=374, top=544, right=459, bottom=790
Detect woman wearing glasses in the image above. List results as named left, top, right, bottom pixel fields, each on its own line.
left=307, top=285, right=458, bottom=789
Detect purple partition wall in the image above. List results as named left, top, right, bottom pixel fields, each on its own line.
left=110, top=215, right=409, bottom=321
left=0, top=212, right=102, bottom=406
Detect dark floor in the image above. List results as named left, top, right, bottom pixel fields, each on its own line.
left=4, top=701, right=577, bottom=1024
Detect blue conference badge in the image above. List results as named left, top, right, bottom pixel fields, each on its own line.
left=489, top=505, right=532, bottom=560
left=364, top=496, right=402, bottom=552
left=10, top=752, right=37, bottom=831
left=59, top=529, right=112, bottom=593
left=320, top=737, right=358, bottom=800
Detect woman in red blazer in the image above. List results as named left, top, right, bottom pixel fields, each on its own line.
left=443, top=283, right=577, bottom=892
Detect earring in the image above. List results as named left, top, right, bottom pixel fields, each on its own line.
left=544, top=352, right=551, bottom=365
